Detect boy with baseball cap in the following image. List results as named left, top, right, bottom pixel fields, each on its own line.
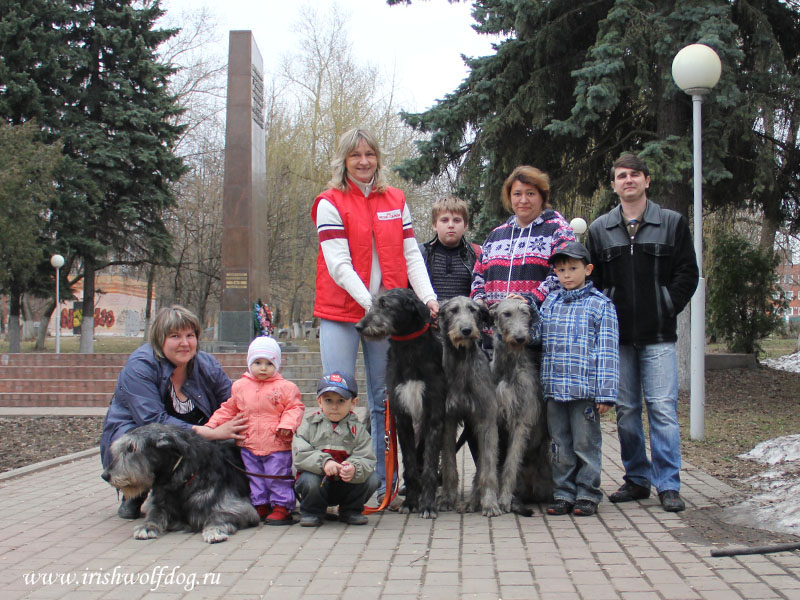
left=292, top=371, right=379, bottom=527
left=533, top=241, right=619, bottom=517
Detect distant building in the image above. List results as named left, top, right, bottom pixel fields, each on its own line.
left=51, top=272, right=151, bottom=337
left=777, top=261, right=800, bottom=325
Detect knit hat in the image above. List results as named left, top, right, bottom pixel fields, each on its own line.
left=316, top=371, right=358, bottom=400
left=247, top=336, right=281, bottom=372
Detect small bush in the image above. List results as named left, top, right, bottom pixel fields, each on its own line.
left=706, top=233, right=787, bottom=355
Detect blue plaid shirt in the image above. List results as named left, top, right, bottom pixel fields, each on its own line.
left=532, top=281, right=619, bottom=404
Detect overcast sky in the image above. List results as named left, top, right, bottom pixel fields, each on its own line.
left=159, top=0, right=500, bottom=113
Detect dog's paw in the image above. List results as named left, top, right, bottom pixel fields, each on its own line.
left=498, top=492, right=514, bottom=513
left=482, top=503, right=502, bottom=518
left=202, top=526, right=230, bottom=544
left=398, top=500, right=416, bottom=515
left=133, top=524, right=161, bottom=540
left=511, top=501, right=534, bottom=517
left=419, top=506, right=438, bottom=519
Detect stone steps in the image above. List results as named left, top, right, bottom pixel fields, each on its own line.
left=0, top=345, right=365, bottom=408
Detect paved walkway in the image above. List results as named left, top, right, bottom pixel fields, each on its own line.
left=2, top=422, right=800, bottom=600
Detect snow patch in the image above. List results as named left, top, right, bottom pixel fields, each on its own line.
left=724, top=427, right=800, bottom=536
left=762, top=351, right=800, bottom=373
left=740, top=434, right=800, bottom=465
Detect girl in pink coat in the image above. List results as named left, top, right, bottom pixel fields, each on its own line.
left=207, top=336, right=304, bottom=525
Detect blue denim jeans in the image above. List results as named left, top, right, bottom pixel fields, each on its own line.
left=319, top=319, right=390, bottom=495
left=547, top=400, right=603, bottom=504
left=617, top=342, right=681, bottom=493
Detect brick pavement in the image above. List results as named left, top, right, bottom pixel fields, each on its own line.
left=2, top=422, right=800, bottom=600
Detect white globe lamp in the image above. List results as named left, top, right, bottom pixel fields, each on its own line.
left=569, top=217, right=587, bottom=239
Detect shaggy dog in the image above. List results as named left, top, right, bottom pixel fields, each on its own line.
left=356, top=288, right=446, bottom=518
left=490, top=296, right=553, bottom=513
left=101, top=423, right=260, bottom=543
left=438, top=296, right=502, bottom=517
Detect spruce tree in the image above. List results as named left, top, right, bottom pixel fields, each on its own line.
left=0, top=0, right=186, bottom=351
left=393, top=0, right=800, bottom=244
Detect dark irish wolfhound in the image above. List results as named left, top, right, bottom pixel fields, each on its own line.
left=356, top=288, right=446, bottom=519
left=438, top=296, right=501, bottom=517
left=101, top=423, right=260, bottom=543
left=491, top=296, right=553, bottom=514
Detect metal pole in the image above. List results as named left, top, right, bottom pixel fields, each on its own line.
left=690, top=94, right=706, bottom=440
left=55, top=266, right=61, bottom=354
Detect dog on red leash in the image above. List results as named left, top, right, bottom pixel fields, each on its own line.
left=357, top=288, right=446, bottom=519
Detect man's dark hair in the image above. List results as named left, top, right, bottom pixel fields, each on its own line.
left=610, top=153, right=650, bottom=180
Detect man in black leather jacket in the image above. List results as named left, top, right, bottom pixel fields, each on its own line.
left=587, top=153, right=698, bottom=513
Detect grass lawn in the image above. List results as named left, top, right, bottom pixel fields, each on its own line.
left=0, top=335, right=145, bottom=354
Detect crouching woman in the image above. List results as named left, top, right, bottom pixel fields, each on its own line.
left=100, top=305, right=247, bottom=518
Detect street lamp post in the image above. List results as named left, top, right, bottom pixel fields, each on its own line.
left=671, top=43, right=722, bottom=441
left=50, top=254, right=65, bottom=354
left=569, top=217, right=588, bottom=243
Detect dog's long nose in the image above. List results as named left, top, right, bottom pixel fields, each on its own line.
left=101, top=470, right=110, bottom=482
left=460, top=327, right=473, bottom=336
left=514, top=336, right=527, bottom=345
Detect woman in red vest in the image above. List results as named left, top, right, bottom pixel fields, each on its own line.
left=312, top=128, right=438, bottom=499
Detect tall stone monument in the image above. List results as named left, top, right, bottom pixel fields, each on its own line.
left=218, top=31, right=268, bottom=344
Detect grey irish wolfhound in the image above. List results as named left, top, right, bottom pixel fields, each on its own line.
left=101, top=423, right=260, bottom=543
left=438, top=296, right=502, bottom=517
left=491, top=296, right=553, bottom=514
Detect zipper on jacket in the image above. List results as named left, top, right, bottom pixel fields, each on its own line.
left=626, top=220, right=638, bottom=341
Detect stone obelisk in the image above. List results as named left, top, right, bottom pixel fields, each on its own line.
left=218, top=31, right=268, bottom=345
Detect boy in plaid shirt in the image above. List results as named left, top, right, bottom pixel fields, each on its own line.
left=532, top=241, right=619, bottom=517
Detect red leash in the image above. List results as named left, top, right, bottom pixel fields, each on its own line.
left=364, top=398, right=399, bottom=514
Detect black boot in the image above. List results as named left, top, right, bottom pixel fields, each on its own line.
left=117, top=493, right=146, bottom=519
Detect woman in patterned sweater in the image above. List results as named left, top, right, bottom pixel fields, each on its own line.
left=471, top=165, right=575, bottom=309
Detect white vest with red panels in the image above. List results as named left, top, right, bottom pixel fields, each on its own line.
left=312, top=184, right=409, bottom=323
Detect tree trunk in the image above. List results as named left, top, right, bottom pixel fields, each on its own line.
left=144, top=263, right=155, bottom=340
left=79, top=255, right=96, bottom=353
left=656, top=58, right=694, bottom=387
left=759, top=192, right=780, bottom=251
left=8, top=293, right=21, bottom=353
left=34, top=299, right=56, bottom=351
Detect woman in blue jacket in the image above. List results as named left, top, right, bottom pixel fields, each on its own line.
left=100, top=305, right=246, bottom=518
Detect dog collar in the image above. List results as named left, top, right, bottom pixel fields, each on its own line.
left=391, top=322, right=430, bottom=341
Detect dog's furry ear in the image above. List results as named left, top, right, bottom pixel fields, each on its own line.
left=408, top=293, right=429, bottom=322
left=480, top=302, right=493, bottom=328
left=156, top=430, right=191, bottom=456
left=527, top=301, right=542, bottom=323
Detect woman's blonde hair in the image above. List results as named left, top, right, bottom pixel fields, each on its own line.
left=149, top=305, right=201, bottom=361
left=327, top=128, right=388, bottom=193
left=500, top=165, right=552, bottom=214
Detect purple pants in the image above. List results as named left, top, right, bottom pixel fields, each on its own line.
left=240, top=448, right=295, bottom=509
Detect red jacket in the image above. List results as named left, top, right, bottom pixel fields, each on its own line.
left=206, top=372, right=304, bottom=456
left=312, top=184, right=410, bottom=322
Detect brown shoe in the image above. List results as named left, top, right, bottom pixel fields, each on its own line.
left=659, top=490, right=685, bottom=512
left=609, top=482, right=650, bottom=503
